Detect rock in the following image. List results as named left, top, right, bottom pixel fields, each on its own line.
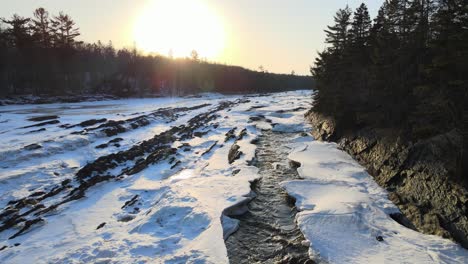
left=289, top=160, right=301, bottom=169
left=306, top=112, right=336, bottom=141
left=78, top=118, right=107, bottom=127
left=121, top=195, right=139, bottom=209
left=27, top=128, right=46, bottom=133
left=376, top=236, right=384, bottom=242
left=24, top=144, right=42, bottom=151
left=118, top=215, right=135, bottom=222
left=9, top=218, right=44, bottom=239
left=237, top=128, right=247, bottom=140
left=27, top=115, right=59, bottom=122
left=22, top=120, right=60, bottom=129
left=109, top=138, right=123, bottom=143
left=96, top=222, right=106, bottom=230
left=95, top=143, right=108, bottom=149
left=225, top=128, right=237, bottom=142
left=228, top=144, right=242, bottom=164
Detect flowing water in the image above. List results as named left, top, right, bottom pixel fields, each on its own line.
left=226, top=130, right=313, bottom=264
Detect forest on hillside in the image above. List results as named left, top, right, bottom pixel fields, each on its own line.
left=311, top=0, right=467, bottom=181
left=0, top=8, right=312, bottom=98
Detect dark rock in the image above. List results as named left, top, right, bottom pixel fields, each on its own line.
left=30, top=191, right=46, bottom=197
left=250, top=138, right=260, bottom=145
left=78, top=118, right=107, bottom=127
left=289, top=160, right=301, bottom=169
left=96, top=222, right=106, bottom=230
left=202, top=141, right=218, bottom=156
left=122, top=195, right=139, bottom=209
left=22, top=120, right=60, bottom=129
left=376, top=236, right=384, bottom=242
left=170, top=160, right=181, bottom=170
left=0, top=245, right=7, bottom=251
left=275, top=107, right=306, bottom=113
left=225, top=128, right=237, bottom=142
left=24, top=144, right=42, bottom=151
left=27, top=115, right=59, bottom=122
left=9, top=218, right=44, bottom=239
left=228, top=144, right=242, bottom=164
left=95, top=143, right=108, bottom=149
left=249, top=115, right=266, bottom=122
left=109, top=138, right=123, bottom=143
left=27, top=128, right=46, bottom=133
left=237, top=128, right=247, bottom=140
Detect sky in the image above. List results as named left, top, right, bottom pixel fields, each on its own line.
left=0, top=0, right=384, bottom=75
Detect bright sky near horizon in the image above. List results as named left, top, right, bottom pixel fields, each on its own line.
left=0, top=0, right=384, bottom=75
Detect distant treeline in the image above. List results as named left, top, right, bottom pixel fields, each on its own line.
left=312, top=0, right=467, bottom=141
left=0, top=8, right=312, bottom=97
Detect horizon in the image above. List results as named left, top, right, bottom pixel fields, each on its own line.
left=0, top=0, right=383, bottom=75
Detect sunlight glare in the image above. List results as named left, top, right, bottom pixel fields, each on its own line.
left=133, top=0, right=225, bottom=59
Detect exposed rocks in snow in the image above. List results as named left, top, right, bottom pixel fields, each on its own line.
left=121, top=195, right=139, bottom=209
left=77, top=118, right=108, bottom=128
left=0, top=100, right=248, bottom=239
left=21, top=120, right=60, bottom=129
left=23, top=143, right=42, bottom=151
left=236, top=128, right=247, bottom=141
left=201, top=141, right=218, bottom=156
left=9, top=218, right=44, bottom=240
left=228, top=144, right=242, bottom=164
left=95, top=137, right=124, bottom=149
left=275, top=107, right=307, bottom=113
left=27, top=115, right=59, bottom=122
left=224, top=128, right=237, bottom=142
left=26, top=128, right=46, bottom=133
left=96, top=222, right=106, bottom=230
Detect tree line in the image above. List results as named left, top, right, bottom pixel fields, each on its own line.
left=0, top=8, right=312, bottom=97
left=311, top=1, right=467, bottom=153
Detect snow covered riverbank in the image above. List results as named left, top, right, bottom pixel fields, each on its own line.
left=281, top=140, right=468, bottom=263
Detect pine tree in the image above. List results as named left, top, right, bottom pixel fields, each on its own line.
left=324, top=6, right=352, bottom=52
left=1, top=14, right=32, bottom=49
left=31, top=8, right=51, bottom=48
left=51, top=12, right=80, bottom=48
left=350, top=3, right=372, bottom=47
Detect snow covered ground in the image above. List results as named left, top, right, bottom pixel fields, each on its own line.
left=0, top=90, right=466, bottom=263
left=282, top=140, right=468, bottom=263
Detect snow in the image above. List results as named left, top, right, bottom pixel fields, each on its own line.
left=281, top=140, right=468, bottom=263
left=1, top=90, right=467, bottom=263
left=0, top=91, right=312, bottom=263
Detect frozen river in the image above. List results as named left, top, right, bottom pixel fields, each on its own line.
left=0, top=91, right=466, bottom=263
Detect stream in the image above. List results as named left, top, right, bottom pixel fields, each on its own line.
left=226, top=130, right=313, bottom=264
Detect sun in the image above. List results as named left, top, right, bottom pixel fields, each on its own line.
left=133, top=0, right=225, bottom=59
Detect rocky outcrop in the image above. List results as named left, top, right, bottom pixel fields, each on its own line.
left=307, top=111, right=468, bottom=249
